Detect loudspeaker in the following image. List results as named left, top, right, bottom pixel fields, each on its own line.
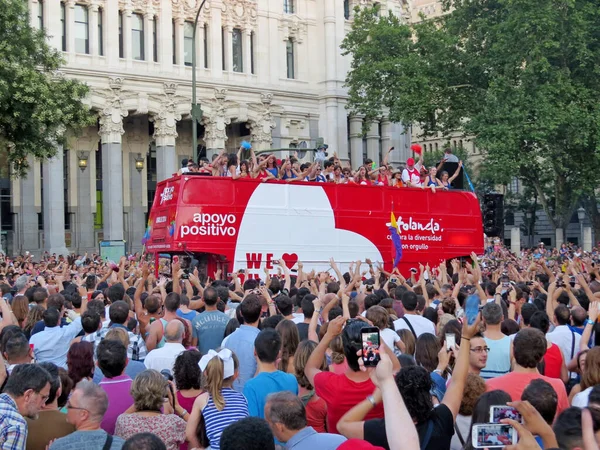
left=438, top=162, right=464, bottom=190
left=482, top=193, right=504, bottom=237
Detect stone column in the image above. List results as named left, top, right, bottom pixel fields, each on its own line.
left=349, top=115, right=363, bottom=169
left=209, top=4, right=222, bottom=79
left=42, top=146, right=69, bottom=255
left=153, top=117, right=179, bottom=182
left=128, top=153, right=145, bottom=254
left=197, top=22, right=205, bottom=70
left=175, top=18, right=185, bottom=67
left=555, top=228, right=564, bottom=248
left=243, top=29, right=252, bottom=76
left=144, top=12, right=154, bottom=64
left=29, top=0, right=39, bottom=28
left=381, top=117, right=392, bottom=157
left=15, top=157, right=42, bottom=254
left=105, top=0, right=119, bottom=66
left=366, top=120, right=380, bottom=164
left=75, top=151, right=96, bottom=252
left=336, top=102, right=350, bottom=163
left=158, top=0, right=173, bottom=71
left=99, top=108, right=127, bottom=242
left=584, top=226, right=593, bottom=252
left=123, top=7, right=132, bottom=62
left=223, top=26, right=232, bottom=72
left=46, top=0, right=62, bottom=50
left=510, top=227, right=521, bottom=255
left=89, top=4, right=99, bottom=56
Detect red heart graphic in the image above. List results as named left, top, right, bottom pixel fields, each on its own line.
left=281, top=253, right=299, bottom=270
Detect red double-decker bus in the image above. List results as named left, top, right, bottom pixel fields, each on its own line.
left=145, top=176, right=483, bottom=278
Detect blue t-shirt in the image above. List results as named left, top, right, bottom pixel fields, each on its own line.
left=176, top=309, right=197, bottom=322
left=192, top=310, right=230, bottom=355
left=243, top=371, right=299, bottom=418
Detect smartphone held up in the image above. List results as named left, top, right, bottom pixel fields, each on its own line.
left=361, top=327, right=381, bottom=367
left=471, top=424, right=517, bottom=449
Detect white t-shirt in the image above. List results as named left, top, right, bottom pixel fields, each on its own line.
left=572, top=386, right=592, bottom=408
left=401, top=165, right=422, bottom=187
left=381, top=328, right=400, bottom=350
left=393, top=314, right=435, bottom=337
left=546, top=325, right=581, bottom=378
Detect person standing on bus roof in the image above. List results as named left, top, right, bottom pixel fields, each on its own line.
left=401, top=155, right=423, bottom=188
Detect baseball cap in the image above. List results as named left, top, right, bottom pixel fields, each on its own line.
left=406, top=157, right=415, bottom=166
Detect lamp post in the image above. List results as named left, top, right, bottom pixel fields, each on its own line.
left=578, top=206, right=586, bottom=247
left=135, top=153, right=145, bottom=173
left=525, top=210, right=532, bottom=248
left=191, top=0, right=208, bottom=163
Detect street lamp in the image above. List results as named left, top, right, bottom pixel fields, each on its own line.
left=191, top=0, right=208, bottom=163
left=578, top=206, right=586, bottom=247
left=77, top=151, right=89, bottom=172
left=135, top=153, right=145, bottom=173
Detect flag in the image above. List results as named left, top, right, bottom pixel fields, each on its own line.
left=463, top=168, right=475, bottom=192
left=389, top=212, right=403, bottom=268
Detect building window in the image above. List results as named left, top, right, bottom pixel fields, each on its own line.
left=118, top=11, right=123, bottom=58
left=344, top=0, right=350, bottom=20
left=60, top=2, right=66, bottom=51
left=203, top=24, right=208, bottom=68
left=152, top=17, right=158, bottom=62
left=172, top=20, right=176, bottom=64
left=250, top=31, right=255, bottom=74
left=74, top=4, right=89, bottom=54
left=98, top=7, right=103, bottom=55
left=37, top=0, right=44, bottom=29
left=232, top=28, right=243, bottom=72
left=284, top=0, right=294, bottom=14
left=132, top=13, right=144, bottom=60
left=286, top=38, right=295, bottom=79
left=184, top=21, right=194, bottom=66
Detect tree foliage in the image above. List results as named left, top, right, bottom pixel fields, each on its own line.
left=0, top=0, right=93, bottom=176
left=342, top=1, right=600, bottom=231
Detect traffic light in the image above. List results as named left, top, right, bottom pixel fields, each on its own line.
left=482, top=194, right=504, bottom=237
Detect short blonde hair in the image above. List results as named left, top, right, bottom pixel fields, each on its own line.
left=104, top=327, right=130, bottom=347
left=130, top=370, right=167, bottom=412
left=366, top=306, right=389, bottom=330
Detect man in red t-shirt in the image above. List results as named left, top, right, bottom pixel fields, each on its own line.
left=304, top=315, right=400, bottom=434
left=486, top=328, right=569, bottom=415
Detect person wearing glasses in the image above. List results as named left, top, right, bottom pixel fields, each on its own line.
left=468, top=334, right=489, bottom=376
left=50, top=380, right=125, bottom=450
left=0, top=364, right=52, bottom=450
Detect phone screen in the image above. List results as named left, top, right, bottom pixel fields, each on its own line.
left=465, top=294, right=480, bottom=326
left=472, top=424, right=516, bottom=449
left=361, top=328, right=381, bottom=367
left=490, top=406, right=523, bottom=423
left=446, top=333, right=456, bottom=351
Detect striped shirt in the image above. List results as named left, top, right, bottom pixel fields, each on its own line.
left=0, top=393, right=28, bottom=450
left=83, top=324, right=148, bottom=361
left=203, top=388, right=249, bottom=450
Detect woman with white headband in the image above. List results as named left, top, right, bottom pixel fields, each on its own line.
left=185, top=348, right=248, bottom=450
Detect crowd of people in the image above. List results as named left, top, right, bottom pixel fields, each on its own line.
left=179, top=144, right=463, bottom=190
left=0, top=242, right=599, bottom=450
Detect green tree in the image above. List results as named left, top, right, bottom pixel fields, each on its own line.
left=342, top=1, right=600, bottom=237
left=0, top=0, right=93, bottom=175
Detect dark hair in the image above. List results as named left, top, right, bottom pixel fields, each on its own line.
left=522, top=379, right=558, bottom=425
left=43, top=307, right=61, bottom=327
left=342, top=320, right=370, bottom=372
left=255, top=329, right=281, bottom=364
left=220, top=417, right=275, bottom=450
left=276, top=296, right=294, bottom=316
left=85, top=275, right=97, bottom=291
left=109, top=301, right=130, bottom=324
left=87, top=299, right=106, bottom=318
left=4, top=364, right=52, bottom=397
left=520, top=303, right=537, bottom=326
left=203, top=287, right=218, bottom=306
left=173, top=350, right=202, bottom=391
left=123, top=433, right=167, bottom=450
left=240, top=295, right=261, bottom=324
left=422, top=307, right=438, bottom=326
left=107, top=284, right=125, bottom=303
left=261, top=314, right=284, bottom=330
left=514, top=328, right=546, bottom=368
left=4, top=333, right=30, bottom=361
left=554, top=304, right=571, bottom=326
left=164, top=292, right=181, bottom=312
left=275, top=320, right=299, bottom=373
left=415, top=333, right=440, bottom=372
left=67, top=341, right=95, bottom=385
left=398, top=353, right=416, bottom=368
left=216, top=286, right=230, bottom=303
left=96, top=339, right=127, bottom=378
left=32, top=287, right=49, bottom=304
left=589, top=384, right=600, bottom=406
left=395, top=366, right=433, bottom=423
left=224, top=318, right=240, bottom=338
left=38, top=362, right=60, bottom=405
left=553, top=407, right=591, bottom=450
left=57, top=368, right=73, bottom=408
left=529, top=311, right=550, bottom=334
left=501, top=319, right=520, bottom=336
left=300, top=297, right=315, bottom=319
left=465, top=390, right=512, bottom=450
left=265, top=391, right=306, bottom=431
left=401, top=291, right=418, bottom=312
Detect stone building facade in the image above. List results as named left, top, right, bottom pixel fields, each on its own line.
left=2, top=0, right=414, bottom=255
